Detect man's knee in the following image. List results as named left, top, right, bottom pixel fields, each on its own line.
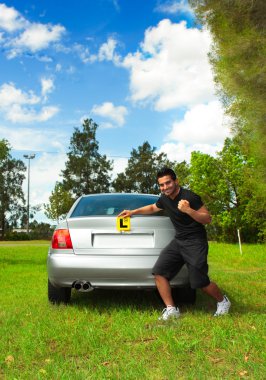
left=201, top=283, right=210, bottom=291
left=154, top=274, right=168, bottom=283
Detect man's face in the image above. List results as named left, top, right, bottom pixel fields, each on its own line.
left=158, top=175, right=179, bottom=198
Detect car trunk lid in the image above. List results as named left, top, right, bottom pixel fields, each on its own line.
left=66, top=216, right=174, bottom=253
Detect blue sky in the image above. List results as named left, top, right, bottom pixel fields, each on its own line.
left=0, top=0, right=231, bottom=223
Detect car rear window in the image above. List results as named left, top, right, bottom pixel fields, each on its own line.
left=70, top=194, right=165, bottom=217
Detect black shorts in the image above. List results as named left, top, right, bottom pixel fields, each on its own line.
left=152, top=238, right=210, bottom=289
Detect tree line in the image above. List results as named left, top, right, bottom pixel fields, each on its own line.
left=188, top=0, right=266, bottom=240
left=0, top=117, right=264, bottom=242
left=44, top=119, right=264, bottom=243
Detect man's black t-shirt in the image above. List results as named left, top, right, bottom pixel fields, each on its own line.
left=156, top=187, right=207, bottom=240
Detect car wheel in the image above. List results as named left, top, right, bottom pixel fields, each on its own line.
left=48, top=279, right=71, bottom=304
left=172, top=286, right=196, bottom=305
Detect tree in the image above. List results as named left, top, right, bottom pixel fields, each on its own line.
left=174, top=161, right=190, bottom=188
left=190, top=0, right=265, bottom=160
left=190, top=0, right=266, bottom=240
left=29, top=221, right=54, bottom=240
left=112, top=141, right=175, bottom=194
left=189, top=151, right=224, bottom=214
left=44, top=182, right=74, bottom=223
left=20, top=204, right=42, bottom=228
left=189, top=138, right=259, bottom=242
left=0, top=139, right=26, bottom=239
left=61, top=119, right=113, bottom=197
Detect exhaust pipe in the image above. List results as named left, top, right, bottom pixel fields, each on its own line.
left=74, top=282, right=82, bottom=290
left=73, top=281, right=94, bottom=292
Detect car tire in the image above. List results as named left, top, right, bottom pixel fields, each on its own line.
left=48, top=279, right=71, bottom=304
left=172, top=286, right=196, bottom=305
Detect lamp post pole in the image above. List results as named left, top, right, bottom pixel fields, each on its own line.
left=23, top=154, right=35, bottom=235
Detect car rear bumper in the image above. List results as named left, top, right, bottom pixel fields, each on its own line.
left=47, top=250, right=190, bottom=289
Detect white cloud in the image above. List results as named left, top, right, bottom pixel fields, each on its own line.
left=54, top=63, right=76, bottom=74
left=0, top=125, right=67, bottom=152
left=100, top=122, right=116, bottom=129
left=37, top=55, right=53, bottom=63
left=5, top=104, right=59, bottom=123
left=91, top=102, right=128, bottom=127
left=9, top=23, right=65, bottom=53
left=29, top=153, right=66, bottom=203
left=158, top=141, right=224, bottom=163
left=0, top=82, right=40, bottom=106
left=168, top=101, right=232, bottom=144
left=54, top=42, right=72, bottom=54
left=73, top=43, right=97, bottom=64
left=121, top=19, right=215, bottom=111
left=0, top=82, right=58, bottom=123
left=155, top=0, right=194, bottom=16
left=0, top=4, right=65, bottom=58
left=41, top=77, right=55, bottom=99
left=111, top=157, right=128, bottom=179
left=0, top=3, right=27, bottom=32
left=157, top=101, right=232, bottom=163
left=74, top=37, right=120, bottom=65
left=98, top=37, right=118, bottom=61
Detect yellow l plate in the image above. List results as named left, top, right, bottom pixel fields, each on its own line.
left=116, top=217, right=131, bottom=231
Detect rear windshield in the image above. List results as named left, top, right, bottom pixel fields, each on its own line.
left=70, top=194, right=165, bottom=217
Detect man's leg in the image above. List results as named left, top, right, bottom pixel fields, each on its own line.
left=201, top=282, right=231, bottom=316
left=201, top=281, right=223, bottom=302
left=154, top=274, right=180, bottom=320
left=183, top=238, right=231, bottom=316
left=154, top=274, right=175, bottom=306
left=152, top=239, right=183, bottom=320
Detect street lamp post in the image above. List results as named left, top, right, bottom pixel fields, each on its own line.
left=23, top=154, right=35, bottom=235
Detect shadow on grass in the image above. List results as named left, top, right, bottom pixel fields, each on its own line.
left=66, top=288, right=198, bottom=314
left=69, top=288, right=163, bottom=312
left=190, top=292, right=266, bottom=315
left=66, top=288, right=266, bottom=316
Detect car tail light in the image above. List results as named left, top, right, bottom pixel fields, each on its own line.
left=52, top=229, right=73, bottom=249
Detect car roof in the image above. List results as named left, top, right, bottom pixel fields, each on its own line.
left=80, top=193, right=159, bottom=198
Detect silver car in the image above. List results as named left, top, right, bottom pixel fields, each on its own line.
left=47, top=193, right=195, bottom=304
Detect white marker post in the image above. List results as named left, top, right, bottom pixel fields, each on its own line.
left=237, top=228, right=243, bottom=255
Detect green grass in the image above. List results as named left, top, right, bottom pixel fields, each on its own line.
left=0, top=242, right=265, bottom=379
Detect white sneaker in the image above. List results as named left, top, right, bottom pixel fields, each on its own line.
left=214, top=295, right=231, bottom=316
left=159, top=305, right=180, bottom=321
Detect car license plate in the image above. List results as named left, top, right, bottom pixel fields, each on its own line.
left=116, top=216, right=131, bottom=231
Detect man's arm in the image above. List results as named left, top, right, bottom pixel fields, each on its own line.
left=118, top=203, right=161, bottom=218
left=178, top=200, right=212, bottom=225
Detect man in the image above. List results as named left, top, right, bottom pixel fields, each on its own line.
left=118, top=167, right=231, bottom=320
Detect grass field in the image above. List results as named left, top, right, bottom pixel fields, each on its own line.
left=0, top=242, right=265, bottom=379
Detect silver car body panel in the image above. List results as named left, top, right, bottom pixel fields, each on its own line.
left=47, top=194, right=190, bottom=289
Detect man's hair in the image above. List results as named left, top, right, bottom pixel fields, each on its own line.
left=157, top=167, right=177, bottom=181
